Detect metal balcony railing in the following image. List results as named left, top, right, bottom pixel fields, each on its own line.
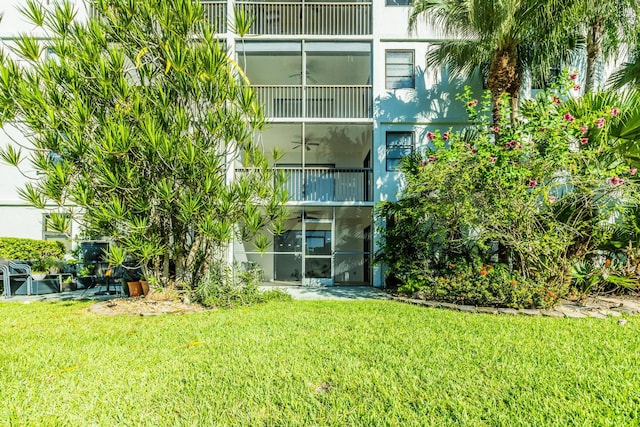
left=237, top=167, right=372, bottom=202
left=252, top=85, right=371, bottom=118
left=235, top=2, right=372, bottom=35
left=201, top=1, right=227, bottom=33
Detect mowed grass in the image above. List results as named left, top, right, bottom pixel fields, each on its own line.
left=0, top=300, right=639, bottom=426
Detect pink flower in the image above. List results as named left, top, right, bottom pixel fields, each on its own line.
left=471, top=147, right=478, bottom=154
left=611, top=108, right=620, bottom=116
left=517, top=144, right=523, bottom=150
left=529, top=180, right=537, bottom=188
left=552, top=96, right=562, bottom=105
left=493, top=126, right=500, bottom=133
left=610, top=176, right=624, bottom=185
left=580, top=125, right=589, bottom=134
left=563, top=113, right=575, bottom=122
left=428, top=155, right=436, bottom=162
left=426, top=131, right=435, bottom=140
left=596, top=117, right=605, bottom=129
left=490, top=156, right=497, bottom=163
left=420, top=160, right=427, bottom=167
left=580, top=137, right=588, bottom=145
left=548, top=195, right=557, bottom=202
left=467, top=99, right=478, bottom=107
left=573, top=85, right=581, bottom=91
left=630, top=168, right=637, bottom=175
left=442, top=132, right=450, bottom=141
left=570, top=72, right=578, bottom=80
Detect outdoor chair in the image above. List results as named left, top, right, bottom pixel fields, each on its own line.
left=0, top=260, right=32, bottom=297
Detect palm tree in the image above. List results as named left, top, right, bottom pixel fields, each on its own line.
left=409, top=0, right=578, bottom=126
left=569, top=0, right=639, bottom=92
left=609, top=44, right=640, bottom=89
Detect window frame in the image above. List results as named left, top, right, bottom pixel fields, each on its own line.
left=385, top=50, right=415, bottom=89
left=386, top=131, right=414, bottom=171
left=385, top=0, right=412, bottom=6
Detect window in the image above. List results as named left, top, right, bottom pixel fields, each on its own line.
left=386, top=0, right=412, bottom=5
left=385, top=50, right=415, bottom=89
left=386, top=131, right=413, bottom=171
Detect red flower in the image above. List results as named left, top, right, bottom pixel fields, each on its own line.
left=442, top=132, right=450, bottom=141
left=570, top=71, right=578, bottom=80
left=610, top=176, right=624, bottom=185
left=420, top=160, right=427, bottom=167
left=428, top=155, right=436, bottom=162
left=426, top=131, right=435, bottom=140
left=471, top=147, right=478, bottom=154
left=467, top=99, right=478, bottom=107
left=563, top=113, right=575, bottom=122
left=552, top=96, right=562, bottom=105
left=529, top=180, right=537, bottom=188
left=580, top=137, right=588, bottom=145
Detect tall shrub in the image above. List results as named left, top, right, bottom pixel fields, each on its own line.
left=377, top=73, right=639, bottom=307
left=0, top=0, right=288, bottom=288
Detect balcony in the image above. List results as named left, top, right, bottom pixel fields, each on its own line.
left=253, top=85, right=371, bottom=118
left=234, top=1, right=372, bottom=36
left=202, top=1, right=227, bottom=33
left=237, top=167, right=372, bottom=202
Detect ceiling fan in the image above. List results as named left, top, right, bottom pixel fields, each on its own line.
left=291, top=137, right=320, bottom=151
left=288, top=71, right=318, bottom=84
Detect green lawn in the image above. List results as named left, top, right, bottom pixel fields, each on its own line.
left=0, top=300, right=638, bottom=426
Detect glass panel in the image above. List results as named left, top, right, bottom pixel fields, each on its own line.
left=275, top=209, right=303, bottom=252
left=335, top=254, right=369, bottom=284
left=240, top=254, right=274, bottom=282
left=305, top=43, right=371, bottom=85
left=304, top=124, right=371, bottom=168
left=386, top=51, right=413, bottom=63
left=386, top=77, right=414, bottom=89
left=275, top=253, right=303, bottom=281
left=386, top=64, right=414, bottom=77
left=305, top=258, right=331, bottom=279
left=303, top=206, right=333, bottom=221
left=305, top=220, right=332, bottom=255
left=334, top=207, right=372, bottom=253
left=237, top=43, right=302, bottom=85
left=263, top=123, right=302, bottom=166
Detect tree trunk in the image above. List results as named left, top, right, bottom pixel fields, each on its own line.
left=585, top=19, right=604, bottom=93
left=487, top=46, right=519, bottom=131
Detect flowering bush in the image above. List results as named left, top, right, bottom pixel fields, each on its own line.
left=377, top=72, right=640, bottom=307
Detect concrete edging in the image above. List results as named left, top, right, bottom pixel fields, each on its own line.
left=393, top=296, right=637, bottom=320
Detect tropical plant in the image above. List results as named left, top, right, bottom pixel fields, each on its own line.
left=409, top=0, right=578, bottom=126
left=609, top=47, right=640, bottom=89
left=0, top=0, right=288, bottom=289
left=567, top=0, right=640, bottom=92
left=377, top=74, right=640, bottom=306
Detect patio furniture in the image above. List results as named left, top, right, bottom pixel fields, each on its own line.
left=0, top=260, right=33, bottom=297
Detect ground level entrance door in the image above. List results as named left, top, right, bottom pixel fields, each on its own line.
left=303, top=218, right=334, bottom=286
left=240, top=206, right=372, bottom=286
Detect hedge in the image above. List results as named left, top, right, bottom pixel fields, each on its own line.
left=0, top=238, right=65, bottom=261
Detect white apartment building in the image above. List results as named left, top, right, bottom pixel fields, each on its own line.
left=0, top=0, right=616, bottom=287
